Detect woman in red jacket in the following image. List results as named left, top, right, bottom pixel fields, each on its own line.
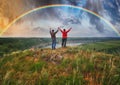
left=58, top=27, right=72, bottom=47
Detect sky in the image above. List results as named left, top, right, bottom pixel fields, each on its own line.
left=0, top=0, right=120, bottom=37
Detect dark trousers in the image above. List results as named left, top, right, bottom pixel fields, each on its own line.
left=62, top=38, right=67, bottom=47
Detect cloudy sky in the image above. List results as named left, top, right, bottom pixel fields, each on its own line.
left=0, top=0, right=120, bottom=37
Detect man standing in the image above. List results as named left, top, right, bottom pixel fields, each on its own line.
left=50, top=28, right=58, bottom=50
left=58, top=27, right=72, bottom=47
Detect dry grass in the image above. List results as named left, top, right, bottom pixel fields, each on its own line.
left=0, top=44, right=120, bottom=85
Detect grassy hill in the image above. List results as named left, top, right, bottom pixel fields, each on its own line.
left=0, top=40, right=120, bottom=85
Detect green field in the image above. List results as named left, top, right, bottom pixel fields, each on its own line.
left=80, top=40, right=120, bottom=55
left=0, top=38, right=51, bottom=56
left=0, top=39, right=120, bottom=85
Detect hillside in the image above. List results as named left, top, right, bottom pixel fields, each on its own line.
left=0, top=40, right=120, bottom=85
left=0, top=38, right=51, bottom=56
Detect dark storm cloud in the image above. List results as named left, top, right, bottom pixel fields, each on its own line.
left=62, top=17, right=81, bottom=26
left=103, top=0, right=120, bottom=23
left=33, top=0, right=87, bottom=7
left=84, top=0, right=105, bottom=32
left=87, top=13, right=105, bottom=33
left=31, top=0, right=63, bottom=6
left=85, top=0, right=103, bottom=13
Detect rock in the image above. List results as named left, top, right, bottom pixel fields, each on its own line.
left=50, top=54, right=63, bottom=64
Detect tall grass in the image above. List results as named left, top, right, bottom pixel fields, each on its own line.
left=0, top=40, right=120, bottom=85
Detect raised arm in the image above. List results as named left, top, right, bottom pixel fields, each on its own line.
left=58, top=27, right=63, bottom=32
left=50, top=28, right=52, bottom=33
left=55, top=29, right=59, bottom=34
left=67, top=28, right=72, bottom=33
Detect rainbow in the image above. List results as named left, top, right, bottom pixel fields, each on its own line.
left=1, top=4, right=120, bottom=36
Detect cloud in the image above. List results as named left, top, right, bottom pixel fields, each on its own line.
left=1, top=0, right=119, bottom=37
